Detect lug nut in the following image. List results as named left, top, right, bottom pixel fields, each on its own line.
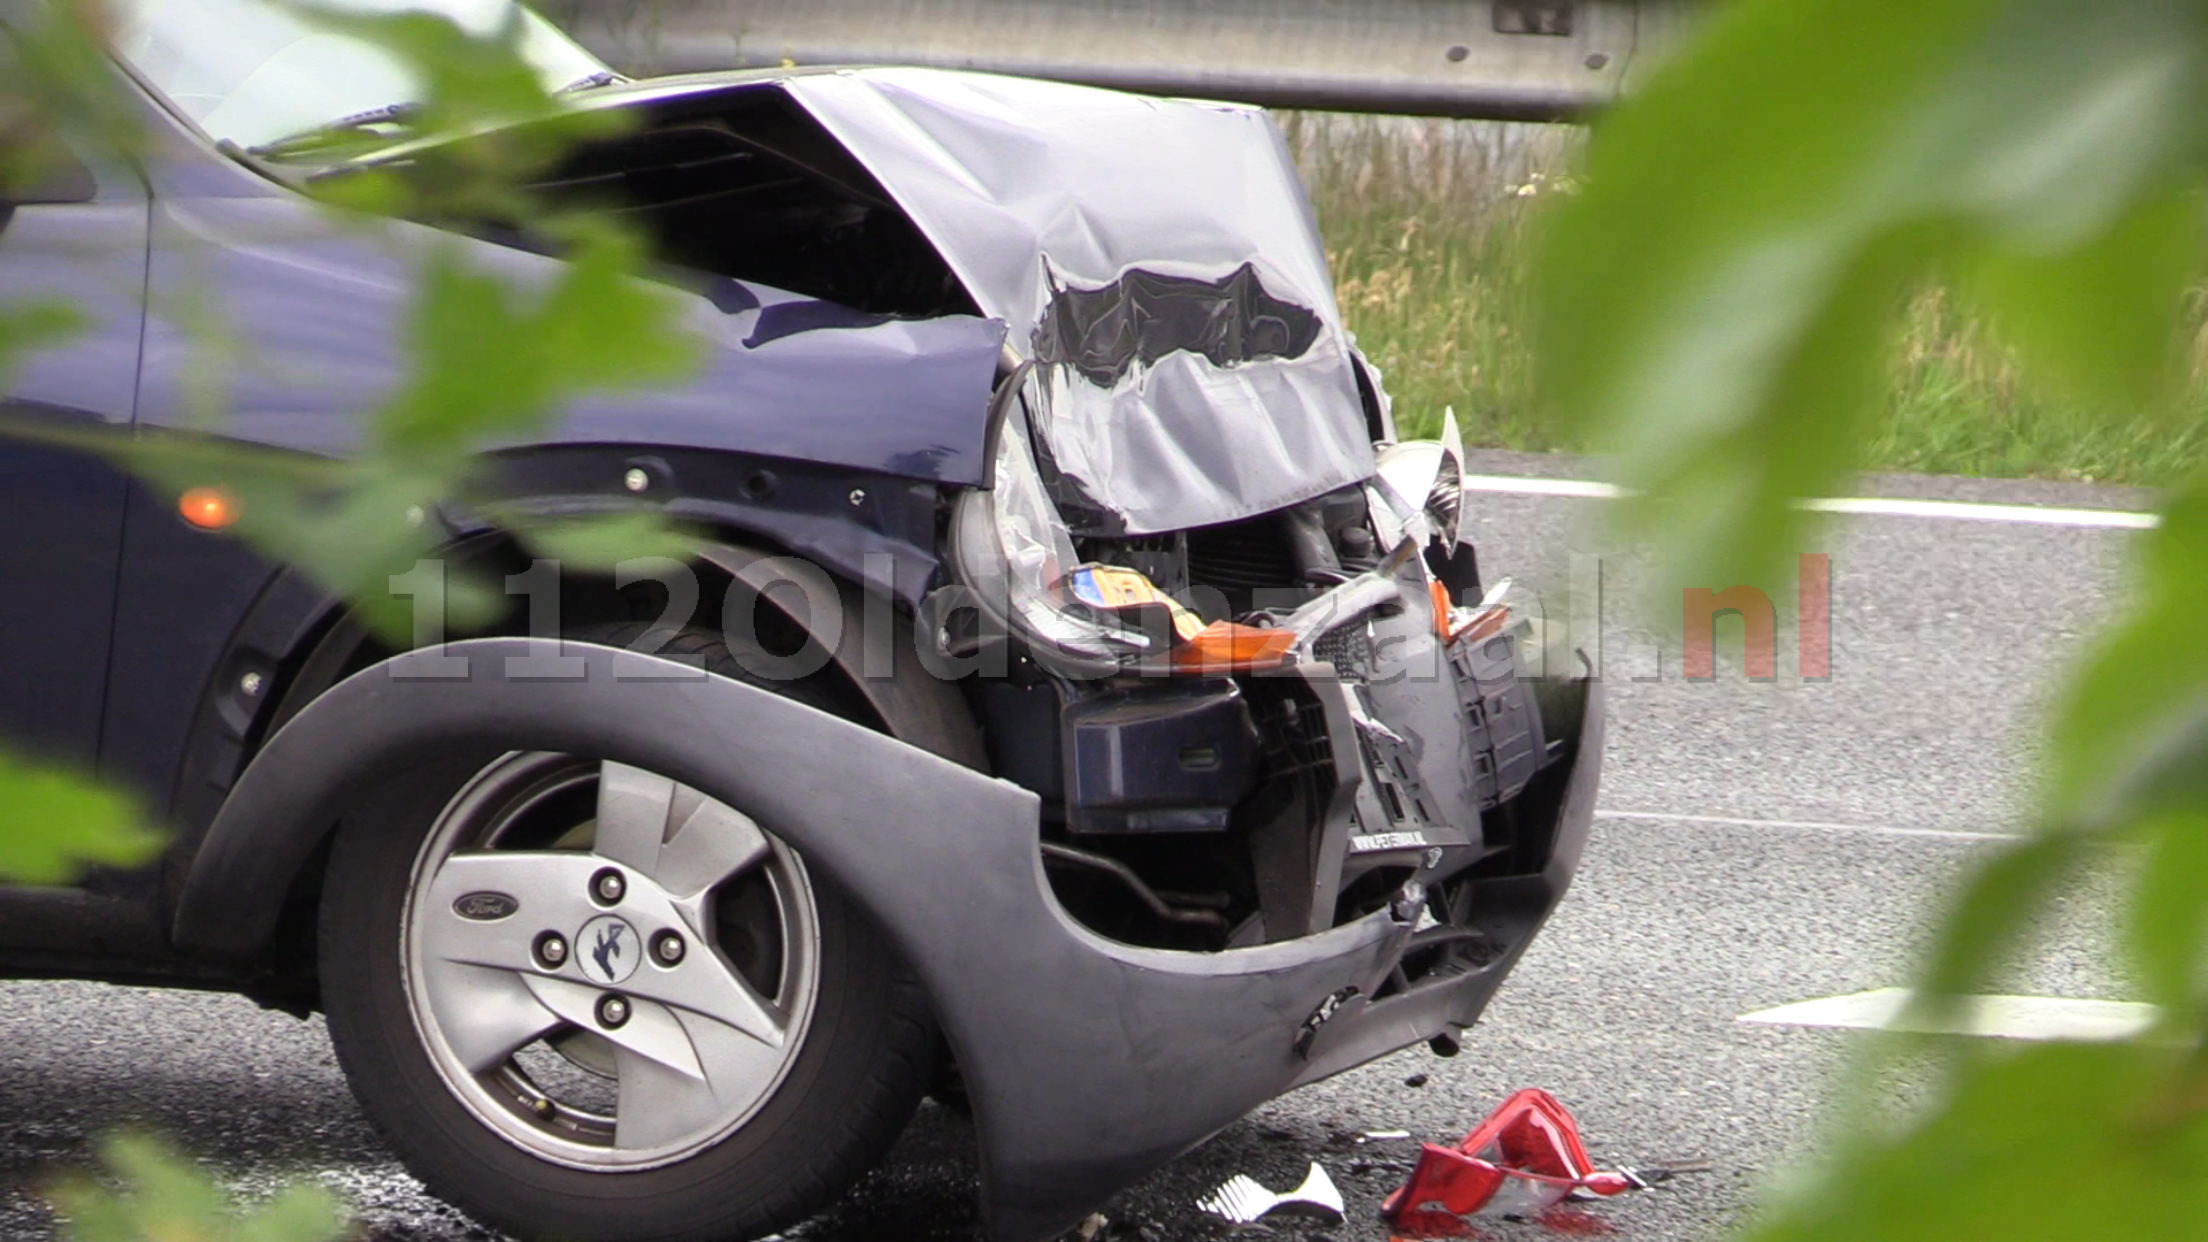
left=651, top=931, right=685, bottom=965
left=534, top=932, right=568, bottom=968
left=596, top=993, right=631, bottom=1029
left=591, top=868, right=626, bottom=905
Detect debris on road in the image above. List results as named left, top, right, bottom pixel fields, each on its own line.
left=1403, top=1073, right=1431, bottom=1088
left=1359, top=1129, right=1415, bottom=1143
left=1198, top=1161, right=1347, bottom=1224
left=1380, top=1089, right=1647, bottom=1236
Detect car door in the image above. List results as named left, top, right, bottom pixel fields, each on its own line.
left=0, top=125, right=148, bottom=767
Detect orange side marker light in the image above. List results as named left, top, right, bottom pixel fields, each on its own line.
left=179, top=486, right=240, bottom=530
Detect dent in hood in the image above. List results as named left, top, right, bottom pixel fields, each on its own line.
left=777, top=69, right=1377, bottom=536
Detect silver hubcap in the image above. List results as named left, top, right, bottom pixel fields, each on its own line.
left=403, top=753, right=819, bottom=1169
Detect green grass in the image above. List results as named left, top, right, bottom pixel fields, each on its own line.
left=1289, top=114, right=2208, bottom=487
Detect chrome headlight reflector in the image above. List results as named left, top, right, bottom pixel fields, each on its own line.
left=946, top=373, right=1148, bottom=675
left=1374, top=406, right=1467, bottom=549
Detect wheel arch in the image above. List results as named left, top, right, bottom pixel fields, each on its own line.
left=168, top=531, right=983, bottom=1001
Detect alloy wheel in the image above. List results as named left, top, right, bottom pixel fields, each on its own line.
left=400, top=752, right=820, bottom=1170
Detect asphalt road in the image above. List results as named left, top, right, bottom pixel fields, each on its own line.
left=0, top=455, right=2152, bottom=1242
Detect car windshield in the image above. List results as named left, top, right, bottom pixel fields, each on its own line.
left=110, top=0, right=609, bottom=150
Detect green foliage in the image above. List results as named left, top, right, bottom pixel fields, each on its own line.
left=0, top=0, right=706, bottom=863
left=53, top=0, right=703, bottom=643
left=0, top=7, right=710, bottom=1236
left=0, top=0, right=150, bottom=188
left=49, top=1134, right=346, bottom=1242
left=1746, top=1042, right=2208, bottom=1242
left=2048, top=479, right=2208, bottom=830
left=109, top=217, right=705, bottom=634
left=0, top=10, right=169, bottom=891
left=0, top=303, right=89, bottom=374
left=1539, top=0, right=2205, bottom=604
left=0, top=751, right=160, bottom=885
left=1296, top=117, right=2208, bottom=488
left=381, top=221, right=696, bottom=457
left=1537, top=0, right=2208, bottom=1238
left=516, top=508, right=702, bottom=567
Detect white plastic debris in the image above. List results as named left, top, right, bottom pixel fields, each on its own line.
left=1196, top=1161, right=1346, bottom=1224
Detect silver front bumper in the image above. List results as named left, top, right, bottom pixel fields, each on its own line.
left=177, top=638, right=1600, bottom=1241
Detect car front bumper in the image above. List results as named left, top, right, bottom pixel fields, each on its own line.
left=177, top=638, right=1599, bottom=1241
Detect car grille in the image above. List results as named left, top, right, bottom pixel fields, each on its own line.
left=1186, top=515, right=1300, bottom=615
left=1309, top=620, right=1374, bottom=681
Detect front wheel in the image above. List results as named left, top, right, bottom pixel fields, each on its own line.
left=317, top=632, right=936, bottom=1241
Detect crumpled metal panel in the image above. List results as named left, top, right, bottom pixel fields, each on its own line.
left=781, top=68, right=1378, bottom=535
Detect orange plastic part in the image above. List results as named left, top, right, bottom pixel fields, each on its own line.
left=178, top=486, right=240, bottom=530
left=1454, top=605, right=1510, bottom=644
left=1432, top=581, right=1511, bottom=645
left=1170, top=620, right=1297, bottom=672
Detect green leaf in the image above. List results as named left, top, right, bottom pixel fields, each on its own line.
left=102, top=431, right=512, bottom=644
left=0, top=753, right=160, bottom=886
left=1911, top=830, right=2085, bottom=1012
left=287, top=3, right=572, bottom=141
left=0, top=301, right=90, bottom=385
left=51, top=1133, right=347, bottom=1242
left=1594, top=231, right=1915, bottom=606
left=235, top=1183, right=349, bottom=1242
left=279, top=2, right=628, bottom=211
left=1743, top=1042, right=2208, bottom=1242
left=0, top=0, right=150, bottom=177
left=1537, top=0, right=2208, bottom=606
left=10, top=0, right=697, bottom=662
left=532, top=218, right=702, bottom=393
left=2129, top=810, right=2208, bottom=1017
left=1968, top=188, right=2203, bottom=410
left=515, top=510, right=702, bottom=569
left=377, top=233, right=700, bottom=458
left=2046, top=478, right=2208, bottom=829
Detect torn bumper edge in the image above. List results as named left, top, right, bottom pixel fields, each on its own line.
left=172, top=639, right=1601, bottom=1242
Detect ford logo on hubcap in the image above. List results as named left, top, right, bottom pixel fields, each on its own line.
left=578, top=914, right=640, bottom=985
left=452, top=891, right=518, bottom=921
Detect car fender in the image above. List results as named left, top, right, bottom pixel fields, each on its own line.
left=172, top=638, right=1440, bottom=1240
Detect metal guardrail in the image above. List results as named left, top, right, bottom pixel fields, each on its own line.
left=562, top=0, right=1694, bottom=121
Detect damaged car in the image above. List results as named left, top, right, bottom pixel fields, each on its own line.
left=0, top=0, right=1602, bottom=1238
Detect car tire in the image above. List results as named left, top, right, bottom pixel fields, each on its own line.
left=318, top=624, right=937, bottom=1242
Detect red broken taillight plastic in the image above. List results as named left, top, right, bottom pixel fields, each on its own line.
left=1383, top=1089, right=1637, bottom=1236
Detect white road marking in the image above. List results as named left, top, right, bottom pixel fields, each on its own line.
left=1596, top=808, right=2022, bottom=844
left=1739, top=987, right=2156, bottom=1041
left=1800, top=495, right=2158, bottom=529
left=1462, top=474, right=1622, bottom=500
left=1460, top=473, right=2159, bottom=530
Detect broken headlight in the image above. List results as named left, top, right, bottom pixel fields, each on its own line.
left=945, top=369, right=1150, bottom=677
left=1374, top=406, right=1466, bottom=547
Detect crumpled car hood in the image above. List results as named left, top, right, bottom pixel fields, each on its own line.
left=778, top=68, right=1376, bottom=535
